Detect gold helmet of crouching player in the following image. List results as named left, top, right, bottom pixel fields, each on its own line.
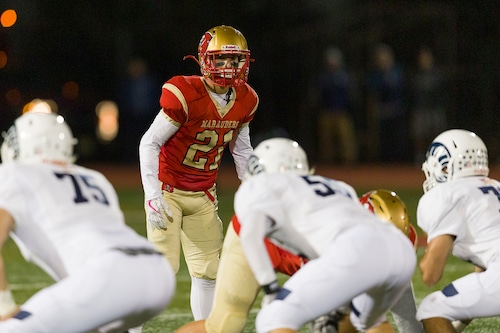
left=359, top=189, right=410, bottom=236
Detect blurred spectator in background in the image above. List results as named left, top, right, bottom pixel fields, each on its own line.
left=409, top=46, right=448, bottom=164
left=366, top=43, right=407, bottom=163
left=312, top=46, right=358, bottom=164
left=117, top=57, right=160, bottom=163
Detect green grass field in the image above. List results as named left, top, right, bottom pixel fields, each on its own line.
left=4, top=187, right=500, bottom=332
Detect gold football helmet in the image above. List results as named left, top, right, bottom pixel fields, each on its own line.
left=359, top=189, right=410, bottom=236
left=185, top=25, right=251, bottom=87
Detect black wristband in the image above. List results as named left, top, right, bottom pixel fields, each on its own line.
left=262, top=280, right=280, bottom=295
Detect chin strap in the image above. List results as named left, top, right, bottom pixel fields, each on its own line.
left=183, top=54, right=200, bottom=66
left=224, top=89, right=232, bottom=103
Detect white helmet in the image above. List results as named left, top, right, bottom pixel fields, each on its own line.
left=1, top=112, right=77, bottom=164
left=245, top=137, right=310, bottom=178
left=422, top=129, right=489, bottom=192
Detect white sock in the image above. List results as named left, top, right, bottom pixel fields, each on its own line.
left=190, top=277, right=215, bottom=320
left=127, top=324, right=143, bottom=333
left=452, top=320, right=468, bottom=333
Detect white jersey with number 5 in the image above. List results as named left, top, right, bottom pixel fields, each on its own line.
left=0, top=162, right=154, bottom=280
left=417, top=176, right=500, bottom=269
left=234, top=172, right=387, bottom=286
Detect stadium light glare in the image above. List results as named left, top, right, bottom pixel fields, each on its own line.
left=0, top=51, right=7, bottom=68
left=1, top=9, right=17, bottom=28
left=5, top=88, right=22, bottom=107
left=95, top=100, right=119, bottom=143
left=62, top=81, right=79, bottom=100
left=23, top=99, right=56, bottom=114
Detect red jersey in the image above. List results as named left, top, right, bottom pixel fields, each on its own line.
left=409, top=224, right=418, bottom=250
left=232, top=214, right=417, bottom=276
left=158, top=76, right=258, bottom=191
left=231, top=215, right=304, bottom=276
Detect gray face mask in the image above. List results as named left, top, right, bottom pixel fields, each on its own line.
left=1, top=125, right=19, bottom=163
left=245, top=154, right=265, bottom=178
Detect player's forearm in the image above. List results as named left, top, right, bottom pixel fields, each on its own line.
left=419, top=254, right=444, bottom=286
left=0, top=211, right=14, bottom=288
left=239, top=216, right=277, bottom=286
left=0, top=255, right=17, bottom=318
left=139, top=112, right=180, bottom=198
left=0, top=229, right=17, bottom=319
left=241, top=238, right=277, bottom=286
left=419, top=235, right=453, bottom=286
left=139, top=144, right=162, bottom=199
left=230, top=126, right=253, bottom=181
left=0, top=256, right=8, bottom=291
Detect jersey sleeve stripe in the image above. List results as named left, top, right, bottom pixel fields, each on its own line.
left=161, top=112, right=181, bottom=128
left=163, top=83, right=188, bottom=116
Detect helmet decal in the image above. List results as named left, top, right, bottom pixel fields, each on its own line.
left=426, top=142, right=452, bottom=183
left=361, top=199, right=375, bottom=214
left=1, top=125, right=19, bottom=162
left=198, top=32, right=213, bottom=56
left=221, top=44, right=241, bottom=52
left=246, top=154, right=265, bottom=177
left=244, top=138, right=309, bottom=180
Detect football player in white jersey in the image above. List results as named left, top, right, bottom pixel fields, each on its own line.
left=235, top=138, right=416, bottom=333
left=415, top=129, right=500, bottom=333
left=0, top=112, right=175, bottom=333
left=360, top=190, right=422, bottom=333
left=311, top=190, right=423, bottom=333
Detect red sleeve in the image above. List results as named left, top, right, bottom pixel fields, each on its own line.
left=232, top=215, right=304, bottom=276
left=236, top=83, right=258, bottom=125
left=409, top=224, right=418, bottom=251
left=271, top=246, right=305, bottom=276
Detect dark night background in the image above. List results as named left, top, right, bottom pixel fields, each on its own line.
left=1, top=1, right=499, bottom=164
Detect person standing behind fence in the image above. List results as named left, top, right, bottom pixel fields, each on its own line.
left=117, top=57, right=160, bottom=163
left=409, top=46, right=448, bottom=164
left=366, top=43, right=407, bottom=162
left=312, top=46, right=358, bottom=164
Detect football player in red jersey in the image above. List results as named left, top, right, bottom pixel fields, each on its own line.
left=136, top=25, right=258, bottom=330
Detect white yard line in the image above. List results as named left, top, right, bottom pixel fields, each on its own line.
left=10, top=282, right=51, bottom=290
